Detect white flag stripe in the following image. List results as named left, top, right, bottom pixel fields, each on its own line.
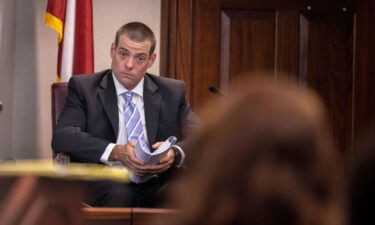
left=60, top=0, right=76, bottom=82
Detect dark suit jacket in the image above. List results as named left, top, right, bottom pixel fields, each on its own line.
left=52, top=69, right=197, bottom=163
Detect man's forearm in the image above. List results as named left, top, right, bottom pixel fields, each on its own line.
left=52, top=126, right=111, bottom=163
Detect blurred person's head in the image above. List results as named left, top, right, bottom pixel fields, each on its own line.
left=166, top=74, right=344, bottom=225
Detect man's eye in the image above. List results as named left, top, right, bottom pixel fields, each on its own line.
left=119, top=52, right=127, bottom=57
left=137, top=57, right=146, bottom=63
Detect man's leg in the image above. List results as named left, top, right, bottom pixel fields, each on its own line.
left=84, top=181, right=134, bottom=207
left=131, top=175, right=173, bottom=208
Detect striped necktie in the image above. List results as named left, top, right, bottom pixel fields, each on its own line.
left=122, top=91, right=147, bottom=147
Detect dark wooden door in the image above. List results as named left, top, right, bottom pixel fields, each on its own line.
left=161, top=0, right=375, bottom=155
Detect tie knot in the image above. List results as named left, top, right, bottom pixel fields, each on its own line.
left=122, top=91, right=134, bottom=102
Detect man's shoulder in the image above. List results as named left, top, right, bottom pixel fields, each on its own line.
left=145, top=73, right=184, bottom=87
left=145, top=73, right=186, bottom=97
left=69, top=69, right=112, bottom=90
left=71, top=69, right=111, bottom=83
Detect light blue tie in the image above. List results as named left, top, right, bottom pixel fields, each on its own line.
left=122, top=92, right=147, bottom=147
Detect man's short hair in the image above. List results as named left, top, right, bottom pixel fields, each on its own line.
left=115, top=22, right=156, bottom=55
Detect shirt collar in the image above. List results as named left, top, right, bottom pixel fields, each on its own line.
left=112, top=72, right=144, bottom=98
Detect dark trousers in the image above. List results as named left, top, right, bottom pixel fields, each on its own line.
left=84, top=173, right=175, bottom=208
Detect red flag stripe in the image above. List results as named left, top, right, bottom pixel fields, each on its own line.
left=46, top=0, right=94, bottom=81
left=73, top=0, right=94, bottom=75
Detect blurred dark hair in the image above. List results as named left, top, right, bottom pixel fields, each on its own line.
left=164, top=74, right=344, bottom=225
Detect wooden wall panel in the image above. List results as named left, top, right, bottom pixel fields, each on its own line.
left=300, top=13, right=354, bottom=152
left=354, top=0, right=375, bottom=138
left=161, top=0, right=194, bottom=103
left=221, top=10, right=276, bottom=89
left=192, top=0, right=222, bottom=108
left=276, top=10, right=300, bottom=79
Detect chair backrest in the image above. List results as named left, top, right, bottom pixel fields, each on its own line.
left=51, top=82, right=70, bottom=162
left=51, top=82, right=68, bottom=131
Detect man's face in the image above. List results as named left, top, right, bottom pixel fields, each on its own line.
left=110, top=34, right=156, bottom=90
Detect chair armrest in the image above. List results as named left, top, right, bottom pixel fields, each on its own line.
left=53, top=152, right=70, bottom=164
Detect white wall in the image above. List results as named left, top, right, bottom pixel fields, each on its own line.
left=93, top=0, right=160, bottom=74
left=0, top=0, right=17, bottom=159
left=0, top=0, right=161, bottom=159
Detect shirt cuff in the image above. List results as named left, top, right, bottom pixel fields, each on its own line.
left=172, top=144, right=186, bottom=168
left=100, top=143, right=116, bottom=166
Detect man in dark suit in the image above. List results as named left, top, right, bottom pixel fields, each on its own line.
left=52, top=22, right=197, bottom=207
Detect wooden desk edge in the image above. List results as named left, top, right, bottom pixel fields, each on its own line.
left=132, top=207, right=176, bottom=214
left=83, top=207, right=132, bottom=220
left=82, top=207, right=176, bottom=220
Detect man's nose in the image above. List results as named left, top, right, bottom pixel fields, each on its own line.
left=124, top=57, right=134, bottom=70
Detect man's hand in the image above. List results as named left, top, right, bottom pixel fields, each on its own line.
left=108, top=141, right=175, bottom=177
left=146, top=142, right=176, bottom=175
left=108, top=142, right=149, bottom=176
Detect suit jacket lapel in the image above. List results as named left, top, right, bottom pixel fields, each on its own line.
left=143, top=75, right=161, bottom=146
left=98, top=71, right=119, bottom=138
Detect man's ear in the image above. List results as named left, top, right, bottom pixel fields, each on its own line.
left=147, top=53, right=157, bottom=68
left=110, top=43, right=116, bottom=59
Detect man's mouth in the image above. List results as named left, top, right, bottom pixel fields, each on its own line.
left=121, top=72, right=134, bottom=77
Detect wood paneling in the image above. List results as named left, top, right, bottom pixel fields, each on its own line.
left=354, top=0, right=375, bottom=136
left=161, top=0, right=375, bottom=155
left=221, top=10, right=276, bottom=89
left=192, top=0, right=221, bottom=107
left=161, top=0, right=194, bottom=103
left=276, top=10, right=300, bottom=78
left=300, top=13, right=354, bottom=152
left=208, top=0, right=354, bottom=12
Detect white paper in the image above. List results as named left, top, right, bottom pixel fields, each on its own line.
left=130, top=136, right=177, bottom=183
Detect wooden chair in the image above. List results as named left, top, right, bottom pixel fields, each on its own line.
left=51, top=82, right=70, bottom=164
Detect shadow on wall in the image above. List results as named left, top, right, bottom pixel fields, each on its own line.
left=0, top=0, right=38, bottom=159
left=0, top=0, right=17, bottom=159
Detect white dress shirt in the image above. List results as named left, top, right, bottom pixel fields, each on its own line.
left=100, top=73, right=148, bottom=165
left=100, top=73, right=186, bottom=167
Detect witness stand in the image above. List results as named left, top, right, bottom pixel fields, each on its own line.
left=0, top=161, right=176, bottom=225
